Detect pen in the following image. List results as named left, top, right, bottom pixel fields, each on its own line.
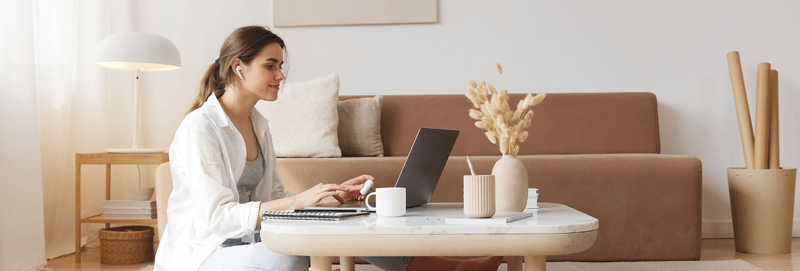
left=333, top=194, right=346, bottom=204
left=467, top=155, right=476, bottom=175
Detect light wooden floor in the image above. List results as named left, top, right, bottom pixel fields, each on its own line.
left=47, top=238, right=800, bottom=271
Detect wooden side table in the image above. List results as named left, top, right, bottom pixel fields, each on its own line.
left=74, top=152, right=169, bottom=263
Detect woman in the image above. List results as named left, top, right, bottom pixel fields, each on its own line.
left=154, top=25, right=502, bottom=271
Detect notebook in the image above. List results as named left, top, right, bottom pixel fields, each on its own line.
left=262, top=210, right=368, bottom=221
left=303, top=128, right=460, bottom=212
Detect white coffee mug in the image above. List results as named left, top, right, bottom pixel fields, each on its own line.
left=365, top=187, right=406, bottom=217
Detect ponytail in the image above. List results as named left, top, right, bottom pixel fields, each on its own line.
left=186, top=25, right=286, bottom=115
left=187, top=62, right=226, bottom=115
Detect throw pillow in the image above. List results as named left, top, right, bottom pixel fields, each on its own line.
left=337, top=95, right=384, bottom=157
left=256, top=74, right=342, bottom=158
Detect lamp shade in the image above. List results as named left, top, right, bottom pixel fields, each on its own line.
left=95, top=32, right=181, bottom=71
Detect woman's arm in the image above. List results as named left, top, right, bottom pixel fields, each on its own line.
left=256, top=183, right=356, bottom=224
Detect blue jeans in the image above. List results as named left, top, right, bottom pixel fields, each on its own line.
left=199, top=236, right=412, bottom=271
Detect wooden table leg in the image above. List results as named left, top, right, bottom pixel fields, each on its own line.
left=339, top=256, right=355, bottom=271
left=310, top=256, right=333, bottom=271
left=524, top=255, right=546, bottom=271
left=105, top=164, right=111, bottom=229
left=507, top=256, right=523, bottom=271
left=75, top=158, right=81, bottom=263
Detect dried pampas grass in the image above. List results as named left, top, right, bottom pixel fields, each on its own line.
left=465, top=62, right=546, bottom=155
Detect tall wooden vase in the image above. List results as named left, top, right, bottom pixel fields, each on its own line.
left=492, top=155, right=529, bottom=212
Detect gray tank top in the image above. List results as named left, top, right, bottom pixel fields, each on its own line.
left=237, top=144, right=264, bottom=203
left=222, top=144, right=265, bottom=246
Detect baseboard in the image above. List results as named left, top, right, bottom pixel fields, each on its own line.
left=702, top=219, right=800, bottom=238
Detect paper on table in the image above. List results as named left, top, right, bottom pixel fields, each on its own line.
left=445, top=212, right=533, bottom=225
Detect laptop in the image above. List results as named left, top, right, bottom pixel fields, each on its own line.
left=302, top=128, right=460, bottom=212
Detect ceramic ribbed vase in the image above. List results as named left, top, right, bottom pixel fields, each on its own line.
left=492, top=154, right=529, bottom=212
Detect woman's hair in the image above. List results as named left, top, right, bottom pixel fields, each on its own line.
left=187, top=25, right=287, bottom=114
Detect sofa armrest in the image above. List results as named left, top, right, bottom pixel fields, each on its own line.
left=276, top=153, right=702, bottom=261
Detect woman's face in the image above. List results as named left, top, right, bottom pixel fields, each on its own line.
left=239, top=42, right=285, bottom=102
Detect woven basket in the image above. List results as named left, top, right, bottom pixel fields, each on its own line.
left=99, top=226, right=154, bottom=264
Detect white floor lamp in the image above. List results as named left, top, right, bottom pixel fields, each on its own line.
left=95, top=31, right=181, bottom=153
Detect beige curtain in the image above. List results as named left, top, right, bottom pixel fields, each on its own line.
left=30, top=0, right=152, bottom=259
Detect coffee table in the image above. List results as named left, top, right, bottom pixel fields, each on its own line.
left=260, top=203, right=598, bottom=271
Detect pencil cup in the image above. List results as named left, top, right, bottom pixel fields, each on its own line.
left=463, top=175, right=496, bottom=218
left=728, top=167, right=797, bottom=254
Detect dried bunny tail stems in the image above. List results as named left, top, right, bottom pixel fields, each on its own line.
left=519, top=131, right=529, bottom=142
left=466, top=88, right=476, bottom=100
left=524, top=119, right=532, bottom=128
left=467, top=97, right=481, bottom=109
left=469, top=109, right=483, bottom=120
left=512, top=145, right=520, bottom=155
left=503, top=111, right=513, bottom=122
left=490, top=103, right=504, bottom=116
left=474, top=121, right=488, bottom=130
left=495, top=62, right=503, bottom=74
left=466, top=89, right=482, bottom=108
left=512, top=110, right=522, bottom=123
left=530, top=93, right=546, bottom=106
left=516, top=99, right=526, bottom=113
left=488, top=84, right=497, bottom=94
left=481, top=113, right=492, bottom=123
left=500, top=90, right=510, bottom=111
left=486, top=131, right=497, bottom=144
left=477, top=88, right=489, bottom=101
left=499, top=136, right=508, bottom=154
left=513, top=121, right=525, bottom=133
left=522, top=94, right=533, bottom=108
left=524, top=110, right=534, bottom=121
left=465, top=78, right=477, bottom=88
left=499, top=119, right=510, bottom=131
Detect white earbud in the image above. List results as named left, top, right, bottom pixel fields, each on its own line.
left=236, top=66, right=243, bottom=79
left=360, top=179, right=375, bottom=195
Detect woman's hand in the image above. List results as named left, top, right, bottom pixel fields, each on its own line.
left=293, top=183, right=350, bottom=208
left=338, top=174, right=375, bottom=201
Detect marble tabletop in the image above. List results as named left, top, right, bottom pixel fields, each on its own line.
left=260, top=202, right=598, bottom=236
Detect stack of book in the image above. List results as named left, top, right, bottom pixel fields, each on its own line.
left=103, top=200, right=157, bottom=219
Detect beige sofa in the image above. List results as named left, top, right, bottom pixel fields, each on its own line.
left=277, top=92, right=703, bottom=261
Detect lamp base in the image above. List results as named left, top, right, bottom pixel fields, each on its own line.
left=105, top=148, right=164, bottom=153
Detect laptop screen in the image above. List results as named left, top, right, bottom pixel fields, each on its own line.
left=394, top=128, right=459, bottom=208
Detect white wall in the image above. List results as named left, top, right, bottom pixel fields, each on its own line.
left=132, top=0, right=800, bottom=238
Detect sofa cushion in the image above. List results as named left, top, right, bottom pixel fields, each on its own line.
left=341, top=93, right=661, bottom=157
left=337, top=95, right=384, bottom=157
left=257, top=74, right=341, bottom=158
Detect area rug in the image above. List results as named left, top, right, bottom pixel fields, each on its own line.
left=137, top=259, right=765, bottom=271
left=331, top=259, right=764, bottom=271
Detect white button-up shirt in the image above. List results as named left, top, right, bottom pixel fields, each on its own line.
left=155, top=94, right=292, bottom=271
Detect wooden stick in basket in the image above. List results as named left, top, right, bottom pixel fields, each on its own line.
left=769, top=69, right=780, bottom=169
left=754, top=62, right=771, bottom=170
left=726, top=51, right=755, bottom=169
